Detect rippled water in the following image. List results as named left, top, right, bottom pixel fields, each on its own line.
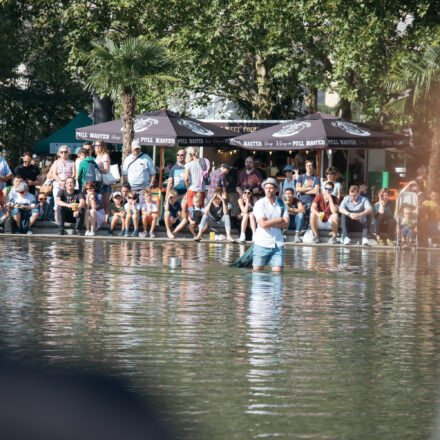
left=1, top=237, right=440, bottom=439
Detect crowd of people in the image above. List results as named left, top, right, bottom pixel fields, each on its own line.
left=0, top=144, right=439, bottom=251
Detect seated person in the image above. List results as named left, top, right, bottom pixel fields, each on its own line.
left=123, top=191, right=140, bottom=237
left=339, top=185, right=372, bottom=246
left=36, top=192, right=54, bottom=222
left=237, top=186, right=256, bottom=243
left=195, top=188, right=234, bottom=242
left=188, top=193, right=203, bottom=238
left=83, top=182, right=106, bottom=236
left=310, top=181, right=339, bottom=244
left=359, top=182, right=369, bottom=200
left=8, top=182, right=39, bottom=234
left=164, top=189, right=187, bottom=239
left=109, top=191, right=126, bottom=236
left=322, top=167, right=342, bottom=199
left=56, top=177, right=85, bottom=235
left=141, top=188, right=159, bottom=238
left=295, top=159, right=320, bottom=224
left=398, top=206, right=417, bottom=244
left=120, top=182, right=131, bottom=205
left=0, top=189, right=10, bottom=231
left=374, top=188, right=396, bottom=245
left=284, top=188, right=305, bottom=243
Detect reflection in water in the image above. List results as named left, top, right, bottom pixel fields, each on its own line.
left=1, top=238, right=440, bottom=439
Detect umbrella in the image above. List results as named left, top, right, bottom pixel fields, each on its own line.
left=229, top=113, right=409, bottom=151
left=76, top=109, right=236, bottom=187
left=76, top=109, right=235, bottom=147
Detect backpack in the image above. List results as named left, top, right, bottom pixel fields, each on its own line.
left=199, top=158, right=211, bottom=187
left=83, top=160, right=102, bottom=192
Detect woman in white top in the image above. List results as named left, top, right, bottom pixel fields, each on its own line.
left=52, top=145, right=75, bottom=221
left=94, top=140, right=111, bottom=222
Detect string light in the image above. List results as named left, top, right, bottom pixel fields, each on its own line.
left=269, top=151, right=272, bottom=155
left=253, top=151, right=256, bottom=155
left=289, top=150, right=292, bottom=155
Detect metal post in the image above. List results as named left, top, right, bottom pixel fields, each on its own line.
left=153, top=145, right=157, bottom=165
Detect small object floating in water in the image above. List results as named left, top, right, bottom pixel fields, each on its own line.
left=169, top=257, right=181, bottom=268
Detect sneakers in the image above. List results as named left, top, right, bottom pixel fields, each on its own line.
left=386, top=239, right=395, bottom=246
left=89, top=231, right=95, bottom=236
left=131, top=230, right=139, bottom=237
left=108, top=230, right=114, bottom=236
left=328, top=236, right=337, bottom=245
left=149, top=232, right=156, bottom=238
left=294, top=234, right=301, bottom=243
left=123, top=230, right=130, bottom=237
left=238, top=233, right=246, bottom=243
left=362, top=237, right=370, bottom=246
left=85, top=230, right=90, bottom=236
left=343, top=236, right=351, bottom=245
left=140, top=231, right=148, bottom=238
left=26, top=229, right=33, bottom=235
left=312, top=235, right=320, bottom=244
left=377, top=238, right=384, bottom=246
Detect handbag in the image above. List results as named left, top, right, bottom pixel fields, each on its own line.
left=102, top=164, right=120, bottom=185
left=39, top=179, right=53, bottom=196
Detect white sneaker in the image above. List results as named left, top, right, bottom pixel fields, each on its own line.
left=85, top=230, right=90, bottom=236
left=343, top=236, right=351, bottom=245
left=362, top=237, right=370, bottom=246
left=89, top=231, right=95, bottom=236
left=239, top=233, right=246, bottom=243
left=149, top=232, right=156, bottom=238
left=140, top=231, right=148, bottom=238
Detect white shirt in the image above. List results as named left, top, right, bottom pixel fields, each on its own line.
left=0, top=158, right=12, bottom=190
left=10, top=192, right=36, bottom=208
left=253, top=196, right=289, bottom=248
left=141, top=200, right=158, bottom=213
left=122, top=153, right=155, bottom=187
left=185, top=160, right=205, bottom=192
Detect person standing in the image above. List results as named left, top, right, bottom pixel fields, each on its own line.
left=121, top=140, right=156, bottom=194
left=184, top=146, right=207, bottom=208
left=295, top=159, right=320, bottom=228
left=206, top=163, right=230, bottom=201
left=94, top=141, right=112, bottom=221
left=252, top=178, right=289, bottom=273
left=166, top=149, right=187, bottom=200
left=14, top=152, right=42, bottom=195
left=236, top=156, right=263, bottom=200
left=52, top=145, right=75, bottom=222
left=0, top=156, right=13, bottom=192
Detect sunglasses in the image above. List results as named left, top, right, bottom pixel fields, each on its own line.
left=128, top=196, right=134, bottom=199
left=60, top=151, right=69, bottom=154
left=284, top=170, right=292, bottom=173
left=324, top=187, right=333, bottom=191
left=244, top=191, right=252, bottom=195
left=177, top=154, right=184, bottom=156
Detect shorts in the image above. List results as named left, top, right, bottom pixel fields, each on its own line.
left=142, top=213, right=158, bottom=226
left=253, top=244, right=285, bottom=268
left=100, top=184, right=112, bottom=194
left=12, top=208, right=38, bottom=216
left=317, top=217, right=334, bottom=230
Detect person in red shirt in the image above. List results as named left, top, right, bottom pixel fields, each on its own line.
left=236, top=156, right=263, bottom=200
left=310, top=181, right=339, bottom=244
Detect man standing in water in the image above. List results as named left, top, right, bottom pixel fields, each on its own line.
left=253, top=178, right=289, bottom=273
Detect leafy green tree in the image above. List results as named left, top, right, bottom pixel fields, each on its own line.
left=385, top=44, right=440, bottom=190
left=80, top=37, right=177, bottom=161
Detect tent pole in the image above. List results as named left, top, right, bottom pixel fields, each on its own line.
left=158, top=146, right=164, bottom=189
left=153, top=146, right=157, bottom=165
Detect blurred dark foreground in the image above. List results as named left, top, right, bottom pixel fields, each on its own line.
left=0, top=354, right=174, bottom=440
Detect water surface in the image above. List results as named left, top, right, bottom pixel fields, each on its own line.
left=1, top=238, right=440, bottom=439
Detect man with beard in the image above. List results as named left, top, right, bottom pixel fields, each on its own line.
left=236, top=156, right=263, bottom=201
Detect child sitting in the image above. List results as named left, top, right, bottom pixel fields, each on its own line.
left=164, top=189, right=186, bottom=239
left=123, top=191, right=140, bottom=237
left=36, top=192, right=54, bottom=221
left=399, top=206, right=416, bottom=244
left=188, top=193, right=203, bottom=238
left=109, top=191, right=126, bottom=236
left=141, top=188, right=159, bottom=238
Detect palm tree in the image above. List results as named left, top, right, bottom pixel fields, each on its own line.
left=384, top=45, right=440, bottom=190
left=81, top=37, right=177, bottom=161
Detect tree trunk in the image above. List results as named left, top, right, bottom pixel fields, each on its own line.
left=255, top=54, right=272, bottom=119
left=338, top=98, right=352, bottom=120
left=427, top=120, right=440, bottom=191
left=121, top=87, right=135, bottom=163
left=305, top=86, right=318, bottom=114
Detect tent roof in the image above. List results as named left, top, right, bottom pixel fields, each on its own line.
left=35, top=112, right=92, bottom=154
